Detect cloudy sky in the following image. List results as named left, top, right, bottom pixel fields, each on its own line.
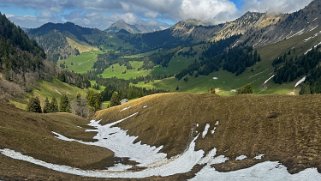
left=0, top=0, right=313, bottom=29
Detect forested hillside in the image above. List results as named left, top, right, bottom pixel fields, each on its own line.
left=176, top=36, right=261, bottom=80
left=273, top=45, right=321, bottom=94
left=0, top=13, right=46, bottom=83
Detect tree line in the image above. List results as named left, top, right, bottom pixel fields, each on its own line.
left=273, top=46, right=321, bottom=94
left=27, top=95, right=70, bottom=113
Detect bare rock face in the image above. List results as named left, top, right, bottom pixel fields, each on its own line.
left=239, top=0, right=321, bottom=47
left=212, top=12, right=283, bottom=42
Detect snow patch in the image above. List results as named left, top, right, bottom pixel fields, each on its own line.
left=254, top=154, right=264, bottom=160
left=310, top=25, right=319, bottom=32
left=264, top=75, right=275, bottom=85
left=304, top=30, right=321, bottom=42
left=191, top=161, right=321, bottom=181
left=54, top=113, right=168, bottom=167
left=43, top=113, right=209, bottom=177
left=295, top=76, right=306, bottom=88
left=143, top=105, right=148, bottom=109
left=52, top=132, right=75, bottom=142
left=202, top=124, right=210, bottom=139
left=0, top=135, right=205, bottom=178
left=235, top=155, right=247, bottom=161
left=305, top=41, right=321, bottom=55
left=211, top=155, right=229, bottom=165
left=190, top=147, right=320, bottom=181
left=107, top=163, right=132, bottom=171
left=287, top=29, right=305, bottom=39
left=120, top=106, right=131, bottom=112
left=211, top=127, right=216, bottom=135
left=212, top=77, right=218, bottom=80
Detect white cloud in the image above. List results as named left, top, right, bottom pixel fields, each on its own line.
left=0, top=0, right=315, bottom=29
left=117, top=13, right=138, bottom=24
left=179, top=0, right=237, bottom=23
left=243, top=0, right=313, bottom=13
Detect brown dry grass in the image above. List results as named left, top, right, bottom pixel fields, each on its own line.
left=96, top=93, right=321, bottom=174
left=0, top=104, right=115, bottom=171
left=3, top=92, right=321, bottom=180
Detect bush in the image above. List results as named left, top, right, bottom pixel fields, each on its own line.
left=237, top=85, right=253, bottom=94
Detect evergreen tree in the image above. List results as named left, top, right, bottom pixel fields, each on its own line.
left=110, top=91, right=121, bottom=107
left=27, top=97, right=42, bottom=113
left=86, top=90, right=102, bottom=111
left=50, top=97, right=59, bottom=112
left=43, top=97, right=50, bottom=113
left=60, top=94, right=71, bottom=112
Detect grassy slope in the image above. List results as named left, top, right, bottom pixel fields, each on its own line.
left=3, top=93, right=321, bottom=179
left=96, top=93, right=321, bottom=174
left=258, top=26, right=321, bottom=61
left=66, top=37, right=98, bottom=53
left=101, top=61, right=151, bottom=80
left=151, top=55, right=195, bottom=77
left=133, top=28, right=321, bottom=94
left=58, top=51, right=101, bottom=74
left=0, top=104, right=115, bottom=173
left=10, top=79, right=96, bottom=111
left=0, top=96, right=208, bottom=181
left=132, top=54, right=280, bottom=95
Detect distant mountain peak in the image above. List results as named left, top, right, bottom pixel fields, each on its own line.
left=174, top=19, right=211, bottom=28
left=106, top=20, right=168, bottom=34
left=237, top=11, right=265, bottom=22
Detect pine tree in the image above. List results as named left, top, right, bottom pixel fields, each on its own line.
left=43, top=97, right=50, bottom=113
left=50, top=97, right=59, bottom=112
left=86, top=91, right=102, bottom=111
left=110, top=91, right=120, bottom=107
left=27, top=97, right=42, bottom=113
left=60, top=94, right=71, bottom=112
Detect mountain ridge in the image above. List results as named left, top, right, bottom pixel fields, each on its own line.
left=105, top=20, right=168, bottom=34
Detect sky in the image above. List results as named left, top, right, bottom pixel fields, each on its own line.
left=0, top=0, right=313, bottom=30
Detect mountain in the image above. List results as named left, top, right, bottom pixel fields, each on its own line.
left=105, top=20, right=168, bottom=34
left=212, top=12, right=284, bottom=42
left=239, top=0, right=321, bottom=47
left=27, top=22, right=105, bottom=61
left=154, top=0, right=321, bottom=47
left=105, top=20, right=141, bottom=34
left=0, top=13, right=46, bottom=84
left=170, top=19, right=223, bottom=42
left=28, top=22, right=102, bottom=41
left=23, top=0, right=321, bottom=95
